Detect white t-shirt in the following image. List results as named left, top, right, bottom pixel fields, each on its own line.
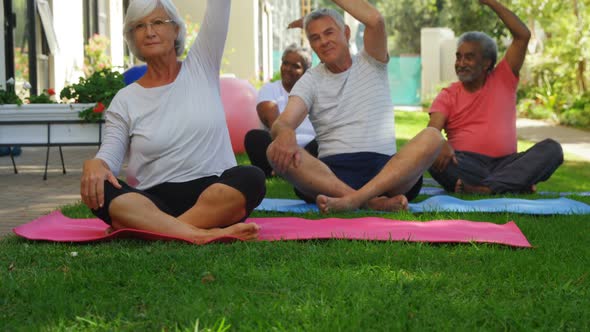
left=96, top=0, right=235, bottom=190
left=291, top=49, right=396, bottom=158
left=257, top=80, right=316, bottom=147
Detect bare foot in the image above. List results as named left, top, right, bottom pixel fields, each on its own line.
left=194, top=223, right=260, bottom=245
left=455, top=179, right=492, bottom=194
left=366, top=195, right=409, bottom=212
left=104, top=227, right=114, bottom=235
left=454, top=179, right=464, bottom=193
left=316, top=194, right=358, bottom=213
left=316, top=194, right=409, bottom=213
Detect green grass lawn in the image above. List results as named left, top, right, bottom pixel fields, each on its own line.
left=1, top=111, right=589, bottom=331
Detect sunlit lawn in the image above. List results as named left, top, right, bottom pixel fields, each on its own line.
left=1, top=111, right=588, bottom=331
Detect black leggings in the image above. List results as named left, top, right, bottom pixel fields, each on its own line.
left=92, top=166, right=266, bottom=225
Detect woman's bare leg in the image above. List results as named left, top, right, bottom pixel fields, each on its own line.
left=177, top=183, right=249, bottom=228
left=108, top=193, right=259, bottom=244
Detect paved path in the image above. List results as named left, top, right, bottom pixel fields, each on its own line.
left=516, top=118, right=590, bottom=161
left=0, top=147, right=96, bottom=237
left=1, top=117, right=588, bottom=238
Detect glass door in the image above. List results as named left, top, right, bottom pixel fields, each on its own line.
left=12, top=0, right=31, bottom=95
left=5, top=0, right=51, bottom=96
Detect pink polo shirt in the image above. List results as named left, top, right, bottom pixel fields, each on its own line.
left=429, top=59, right=519, bottom=157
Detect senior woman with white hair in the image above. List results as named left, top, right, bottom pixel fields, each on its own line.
left=80, top=0, right=266, bottom=244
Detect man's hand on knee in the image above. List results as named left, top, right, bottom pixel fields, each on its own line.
left=432, top=141, right=458, bottom=173
left=267, top=140, right=301, bottom=174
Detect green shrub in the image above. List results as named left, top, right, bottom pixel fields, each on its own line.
left=60, top=69, right=125, bottom=122
left=26, top=88, right=57, bottom=104
left=0, top=79, right=22, bottom=105
left=517, top=98, right=556, bottom=121
left=559, top=94, right=590, bottom=129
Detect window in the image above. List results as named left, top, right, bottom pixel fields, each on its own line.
left=83, top=0, right=99, bottom=44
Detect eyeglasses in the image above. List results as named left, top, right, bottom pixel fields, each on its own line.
left=130, top=19, right=175, bottom=34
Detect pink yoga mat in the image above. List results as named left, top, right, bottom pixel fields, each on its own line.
left=12, top=211, right=532, bottom=247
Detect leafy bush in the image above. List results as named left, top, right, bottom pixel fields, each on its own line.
left=559, top=94, right=590, bottom=129
left=60, top=69, right=125, bottom=122
left=26, top=88, right=57, bottom=104
left=0, top=79, right=22, bottom=105
left=517, top=98, right=557, bottom=121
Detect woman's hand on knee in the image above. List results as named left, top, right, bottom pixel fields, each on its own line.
left=81, top=158, right=121, bottom=209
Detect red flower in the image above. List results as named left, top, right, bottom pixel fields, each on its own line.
left=47, top=88, right=55, bottom=96
left=92, top=102, right=105, bottom=113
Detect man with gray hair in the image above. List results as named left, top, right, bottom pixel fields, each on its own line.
left=268, top=0, right=443, bottom=212
left=428, top=0, right=563, bottom=194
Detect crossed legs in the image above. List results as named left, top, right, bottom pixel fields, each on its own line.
left=270, top=127, right=443, bottom=212
left=316, top=127, right=443, bottom=212
left=430, top=138, right=563, bottom=194
left=97, top=166, right=266, bottom=244
left=108, top=184, right=259, bottom=244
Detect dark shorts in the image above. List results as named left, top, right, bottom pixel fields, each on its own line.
left=92, top=165, right=266, bottom=225
left=320, top=152, right=422, bottom=201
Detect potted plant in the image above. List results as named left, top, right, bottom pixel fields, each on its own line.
left=0, top=69, right=124, bottom=145
left=60, top=68, right=125, bottom=122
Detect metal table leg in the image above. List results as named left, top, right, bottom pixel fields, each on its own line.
left=43, top=145, right=50, bottom=181
left=9, top=147, right=18, bottom=174
left=59, top=146, right=66, bottom=174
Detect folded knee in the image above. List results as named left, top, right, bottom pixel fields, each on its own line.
left=539, top=138, right=564, bottom=162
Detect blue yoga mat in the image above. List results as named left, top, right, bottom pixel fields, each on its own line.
left=411, top=196, right=590, bottom=214
left=419, top=186, right=590, bottom=197
left=255, top=196, right=590, bottom=215
left=538, top=191, right=590, bottom=197
left=419, top=187, right=447, bottom=196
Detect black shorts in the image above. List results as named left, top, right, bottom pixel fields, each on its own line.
left=92, top=165, right=266, bottom=225
left=296, top=152, right=423, bottom=203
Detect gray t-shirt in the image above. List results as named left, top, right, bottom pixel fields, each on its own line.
left=96, top=0, right=235, bottom=190
left=291, top=49, right=396, bottom=158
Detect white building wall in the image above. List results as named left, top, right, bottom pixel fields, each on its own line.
left=107, top=0, right=124, bottom=70
left=232, top=0, right=259, bottom=80
left=420, top=27, right=455, bottom=101
left=176, top=0, right=266, bottom=81
left=0, top=0, right=6, bottom=87
left=440, top=37, right=458, bottom=83
left=50, top=0, right=124, bottom=96
left=269, top=0, right=301, bottom=74
left=51, top=0, right=85, bottom=97
left=3, top=0, right=262, bottom=93
left=260, top=1, right=273, bottom=81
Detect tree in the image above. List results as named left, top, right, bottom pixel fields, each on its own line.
left=378, top=0, right=442, bottom=55
left=439, top=0, right=508, bottom=40
left=374, top=0, right=509, bottom=55
left=511, top=0, right=590, bottom=127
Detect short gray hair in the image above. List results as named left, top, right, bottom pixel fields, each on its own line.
left=303, top=8, right=345, bottom=32
left=457, top=31, right=498, bottom=72
left=124, top=0, right=186, bottom=62
left=282, top=44, right=312, bottom=71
